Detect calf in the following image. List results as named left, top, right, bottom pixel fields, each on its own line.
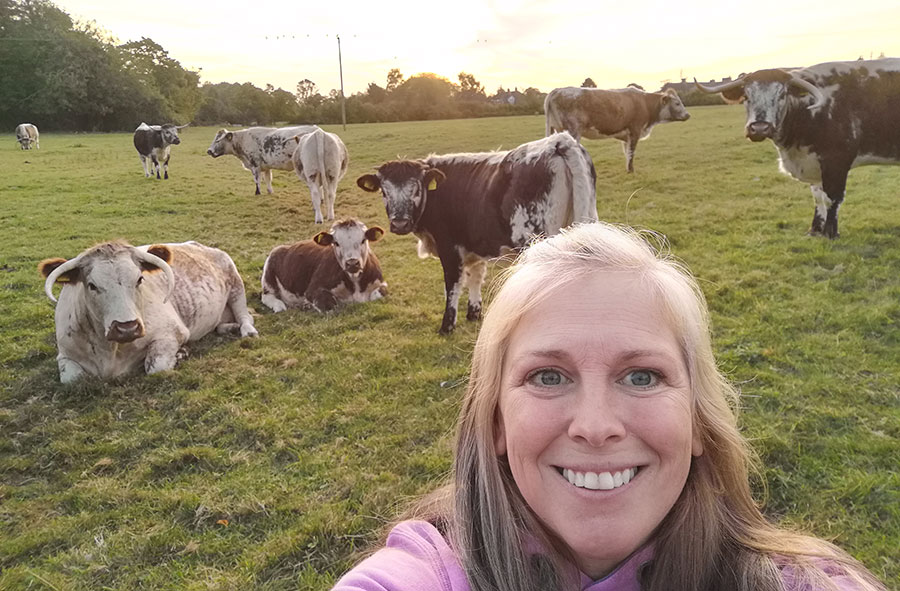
left=133, top=122, right=187, bottom=179
left=358, top=132, right=598, bottom=333
left=15, top=123, right=39, bottom=150
left=261, top=219, right=387, bottom=313
left=293, top=129, right=349, bottom=224
left=207, top=125, right=318, bottom=195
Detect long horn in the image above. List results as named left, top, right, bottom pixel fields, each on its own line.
left=176, top=123, right=190, bottom=129
left=694, top=76, right=746, bottom=94
left=44, top=255, right=83, bottom=303
left=135, top=249, right=176, bottom=303
left=789, top=76, right=826, bottom=110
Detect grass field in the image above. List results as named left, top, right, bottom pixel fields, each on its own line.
left=1, top=107, right=898, bottom=590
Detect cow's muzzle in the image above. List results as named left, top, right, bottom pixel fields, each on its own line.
left=746, top=122, right=774, bottom=142
left=343, top=259, right=362, bottom=275
left=206, top=149, right=219, bottom=157
left=107, top=320, right=145, bottom=343
left=390, top=219, right=414, bottom=235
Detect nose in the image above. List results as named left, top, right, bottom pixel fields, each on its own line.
left=390, top=219, right=413, bottom=234
left=107, top=319, right=144, bottom=343
left=567, top=388, right=627, bottom=447
left=682, top=112, right=691, bottom=121
left=746, top=121, right=774, bottom=142
left=344, top=258, right=361, bottom=273
left=172, top=138, right=181, bottom=145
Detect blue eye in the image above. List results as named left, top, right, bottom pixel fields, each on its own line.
left=527, top=369, right=569, bottom=387
left=622, top=370, right=658, bottom=387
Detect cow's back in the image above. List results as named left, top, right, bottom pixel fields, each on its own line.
left=263, top=241, right=334, bottom=297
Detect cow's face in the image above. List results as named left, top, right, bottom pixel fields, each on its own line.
left=160, top=124, right=181, bottom=146
left=313, top=221, right=384, bottom=276
left=659, top=90, right=691, bottom=122
left=357, top=161, right=446, bottom=235
left=207, top=129, right=234, bottom=158
left=739, top=78, right=794, bottom=142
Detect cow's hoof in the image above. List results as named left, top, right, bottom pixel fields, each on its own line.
left=176, top=347, right=190, bottom=362
left=241, top=323, right=259, bottom=338
left=438, top=325, right=455, bottom=336
left=466, top=305, right=481, bottom=321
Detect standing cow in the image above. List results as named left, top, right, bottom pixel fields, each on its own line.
left=133, top=122, right=188, bottom=179
left=39, top=240, right=258, bottom=383
left=15, top=123, right=39, bottom=150
left=206, top=125, right=318, bottom=195
left=292, top=129, right=349, bottom=224
left=695, top=58, right=900, bottom=238
left=544, top=86, right=690, bottom=172
left=357, top=132, right=598, bottom=334
left=261, top=219, right=387, bottom=313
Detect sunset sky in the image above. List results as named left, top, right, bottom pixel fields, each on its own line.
left=54, top=0, right=900, bottom=96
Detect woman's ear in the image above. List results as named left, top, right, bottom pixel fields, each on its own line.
left=494, top=410, right=507, bottom=456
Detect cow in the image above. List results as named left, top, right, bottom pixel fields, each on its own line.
left=694, top=58, right=900, bottom=238
left=292, top=129, right=349, bottom=224
left=39, top=240, right=258, bottom=383
left=133, top=122, right=188, bottom=179
left=357, top=132, right=598, bottom=334
left=15, top=123, right=39, bottom=150
left=544, top=86, right=691, bottom=172
left=206, top=125, right=319, bottom=195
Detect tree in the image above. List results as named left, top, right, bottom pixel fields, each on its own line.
left=457, top=71, right=486, bottom=101
left=296, top=79, right=317, bottom=103
left=581, top=77, right=597, bottom=88
left=365, top=82, right=387, bottom=103
left=386, top=68, right=404, bottom=92
left=391, top=73, right=457, bottom=120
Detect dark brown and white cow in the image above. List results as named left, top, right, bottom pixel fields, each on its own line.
left=39, top=240, right=257, bottom=383
left=292, top=128, right=349, bottom=224
left=695, top=58, right=900, bottom=238
left=261, top=219, right=387, bottom=313
left=16, top=123, right=39, bottom=150
left=206, top=125, right=318, bottom=195
left=544, top=86, right=690, bottom=172
left=357, top=132, right=598, bottom=334
left=133, top=122, right=187, bottom=179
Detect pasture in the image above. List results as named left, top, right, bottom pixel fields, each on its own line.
left=1, top=108, right=898, bottom=590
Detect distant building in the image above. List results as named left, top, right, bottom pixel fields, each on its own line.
left=491, top=87, right=525, bottom=105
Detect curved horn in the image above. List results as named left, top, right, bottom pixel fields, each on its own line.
left=789, top=75, right=826, bottom=110
left=43, top=255, right=83, bottom=303
left=135, top=249, right=176, bottom=303
left=693, top=76, right=746, bottom=94
left=176, top=123, right=190, bottom=129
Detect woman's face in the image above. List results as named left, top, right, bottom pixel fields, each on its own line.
left=496, top=272, right=702, bottom=579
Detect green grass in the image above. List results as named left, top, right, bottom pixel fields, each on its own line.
left=1, top=108, right=898, bottom=590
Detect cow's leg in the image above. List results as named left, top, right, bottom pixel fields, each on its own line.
left=218, top=283, right=258, bottom=337
left=311, top=288, right=339, bottom=313
left=151, top=153, right=161, bottom=179
left=261, top=291, right=287, bottom=313
left=144, top=338, right=181, bottom=374
left=265, top=170, right=274, bottom=194
left=820, top=165, right=848, bottom=240
left=464, top=259, right=488, bottom=321
left=139, top=155, right=151, bottom=178
left=252, top=168, right=262, bottom=195
left=162, top=151, right=170, bottom=180
left=438, top=250, right=464, bottom=335
left=808, top=184, right=829, bottom=236
left=308, top=178, right=324, bottom=224
left=325, top=180, right=336, bottom=221
left=622, top=133, right=638, bottom=173
left=58, top=356, right=87, bottom=383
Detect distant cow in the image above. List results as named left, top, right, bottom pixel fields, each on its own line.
left=261, top=219, right=387, bottom=313
left=133, top=122, right=187, bottom=179
left=357, top=132, right=598, bottom=334
left=292, top=129, right=349, bottom=224
left=544, top=86, right=690, bottom=172
left=695, top=58, right=900, bottom=238
left=15, top=123, right=39, bottom=150
left=207, top=125, right=318, bottom=195
left=39, top=240, right=258, bottom=383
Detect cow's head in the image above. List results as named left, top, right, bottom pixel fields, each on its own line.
left=357, top=160, right=446, bottom=235
left=694, top=70, right=826, bottom=141
left=312, top=219, right=384, bottom=276
left=207, top=129, right=234, bottom=158
left=40, top=242, right=175, bottom=343
left=659, top=89, right=691, bottom=122
left=159, top=124, right=182, bottom=146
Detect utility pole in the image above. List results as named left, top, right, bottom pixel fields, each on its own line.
left=337, top=34, right=346, bottom=130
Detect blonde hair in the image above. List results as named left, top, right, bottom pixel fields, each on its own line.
left=420, top=222, right=885, bottom=591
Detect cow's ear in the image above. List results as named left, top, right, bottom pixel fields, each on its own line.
left=39, top=258, right=79, bottom=283
left=661, top=94, right=671, bottom=105
left=357, top=174, right=381, bottom=192
left=143, top=245, right=172, bottom=272
left=720, top=86, right=745, bottom=103
left=313, top=232, right=334, bottom=246
left=424, top=168, right=446, bottom=191
left=225, top=132, right=233, bottom=141
left=365, top=227, right=385, bottom=242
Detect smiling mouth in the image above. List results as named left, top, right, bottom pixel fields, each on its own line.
left=557, top=467, right=639, bottom=490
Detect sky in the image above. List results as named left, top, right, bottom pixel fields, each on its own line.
left=54, top=0, right=900, bottom=97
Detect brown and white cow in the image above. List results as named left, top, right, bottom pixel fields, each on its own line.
left=292, top=128, right=349, bottom=224
left=544, top=86, right=690, bottom=172
left=133, top=122, right=187, bottom=179
left=695, top=58, right=900, bottom=238
left=15, top=123, right=39, bottom=150
left=261, top=219, right=387, bottom=313
left=357, top=132, right=598, bottom=334
left=39, top=240, right=258, bottom=383
left=206, top=125, right=318, bottom=195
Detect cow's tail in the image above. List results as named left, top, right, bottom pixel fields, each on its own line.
left=315, top=131, right=328, bottom=195
left=556, top=134, right=598, bottom=223
left=544, top=91, right=556, bottom=136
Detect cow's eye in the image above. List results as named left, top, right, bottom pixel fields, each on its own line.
left=87, top=282, right=98, bottom=292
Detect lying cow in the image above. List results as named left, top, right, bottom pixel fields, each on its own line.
left=133, top=122, right=187, bottom=179
left=357, top=132, right=598, bottom=334
left=695, top=58, right=900, bottom=238
left=40, top=240, right=258, bottom=383
left=15, top=123, right=39, bottom=150
left=293, top=129, right=349, bottom=224
left=544, top=86, right=690, bottom=172
left=207, top=125, right=318, bottom=195
left=261, top=219, right=387, bottom=313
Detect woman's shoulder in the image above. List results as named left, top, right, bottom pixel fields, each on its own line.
left=331, top=520, right=469, bottom=591
left=779, top=558, right=880, bottom=591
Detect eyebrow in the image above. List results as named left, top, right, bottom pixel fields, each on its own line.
left=509, top=348, right=683, bottom=366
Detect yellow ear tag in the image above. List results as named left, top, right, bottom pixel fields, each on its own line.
left=427, top=178, right=437, bottom=191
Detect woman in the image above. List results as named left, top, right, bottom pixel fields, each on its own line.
left=333, top=223, right=885, bottom=591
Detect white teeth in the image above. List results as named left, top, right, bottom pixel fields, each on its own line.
left=562, top=467, right=637, bottom=490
